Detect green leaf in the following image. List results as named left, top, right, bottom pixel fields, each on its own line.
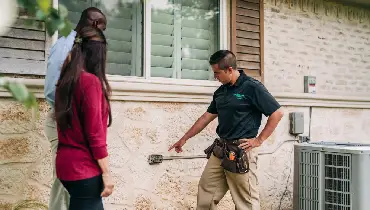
left=17, top=0, right=33, bottom=8
left=17, top=0, right=38, bottom=15
left=36, top=10, right=46, bottom=20
left=45, top=17, right=64, bottom=36
left=37, top=0, right=51, bottom=14
left=58, top=5, right=69, bottom=18
left=2, top=80, right=38, bottom=110
left=18, top=1, right=72, bottom=37
left=59, top=20, right=72, bottom=37
left=49, top=8, right=60, bottom=19
left=45, top=21, right=58, bottom=36
left=23, top=93, right=38, bottom=109
left=7, top=82, right=29, bottom=102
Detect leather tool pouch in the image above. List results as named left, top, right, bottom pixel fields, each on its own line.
left=204, top=139, right=249, bottom=174
left=220, top=143, right=249, bottom=174
left=204, top=140, right=216, bottom=159
left=204, top=139, right=225, bottom=159
left=213, top=144, right=224, bottom=159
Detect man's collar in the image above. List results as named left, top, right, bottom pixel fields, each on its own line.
left=229, top=70, right=245, bottom=87
left=69, top=30, right=77, bottom=37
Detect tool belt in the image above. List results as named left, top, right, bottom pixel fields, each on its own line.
left=204, top=138, right=249, bottom=174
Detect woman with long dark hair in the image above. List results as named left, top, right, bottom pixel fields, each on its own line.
left=54, top=26, right=114, bottom=210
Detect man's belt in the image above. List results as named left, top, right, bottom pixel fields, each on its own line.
left=217, top=138, right=241, bottom=145
left=204, top=138, right=249, bottom=174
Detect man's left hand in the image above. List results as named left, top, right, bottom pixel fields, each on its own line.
left=239, top=137, right=263, bottom=152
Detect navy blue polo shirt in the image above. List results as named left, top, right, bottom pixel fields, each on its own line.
left=207, top=70, right=281, bottom=140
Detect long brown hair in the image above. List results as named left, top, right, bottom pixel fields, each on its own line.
left=55, top=26, right=112, bottom=130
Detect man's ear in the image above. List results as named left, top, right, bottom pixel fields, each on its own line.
left=227, top=67, right=233, bottom=73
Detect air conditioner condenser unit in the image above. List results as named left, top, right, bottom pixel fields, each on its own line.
left=293, top=142, right=370, bottom=210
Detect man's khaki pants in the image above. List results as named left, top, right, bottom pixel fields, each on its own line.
left=44, top=110, right=70, bottom=210
left=197, top=149, right=260, bottom=210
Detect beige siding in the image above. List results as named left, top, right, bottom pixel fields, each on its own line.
left=0, top=19, right=46, bottom=75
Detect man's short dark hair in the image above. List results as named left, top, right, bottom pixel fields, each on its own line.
left=76, top=7, right=105, bottom=28
left=209, top=50, right=237, bottom=70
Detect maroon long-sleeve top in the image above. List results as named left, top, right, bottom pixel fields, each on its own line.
left=56, top=71, right=109, bottom=181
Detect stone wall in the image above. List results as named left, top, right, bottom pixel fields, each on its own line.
left=0, top=100, right=234, bottom=210
left=1, top=98, right=369, bottom=210
left=264, top=0, right=370, bottom=96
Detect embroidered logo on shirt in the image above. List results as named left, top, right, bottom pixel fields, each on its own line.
left=233, top=93, right=246, bottom=100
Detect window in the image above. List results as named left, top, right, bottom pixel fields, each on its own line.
left=151, top=0, right=219, bottom=80
left=60, top=0, right=143, bottom=76
left=59, top=0, right=224, bottom=81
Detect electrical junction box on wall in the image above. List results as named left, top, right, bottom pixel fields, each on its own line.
left=289, top=112, right=304, bottom=135
left=304, top=76, right=316, bottom=94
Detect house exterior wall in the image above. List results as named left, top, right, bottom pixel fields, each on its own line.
left=1, top=101, right=369, bottom=210
left=264, top=0, right=370, bottom=96
left=0, top=1, right=370, bottom=210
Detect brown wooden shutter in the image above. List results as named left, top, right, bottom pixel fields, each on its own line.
left=231, top=0, right=264, bottom=82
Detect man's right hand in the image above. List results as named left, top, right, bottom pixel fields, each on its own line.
left=168, top=139, right=187, bottom=153
left=168, top=112, right=217, bottom=153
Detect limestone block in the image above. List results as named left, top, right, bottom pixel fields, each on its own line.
left=0, top=102, right=34, bottom=135
left=0, top=163, right=31, bottom=195
left=22, top=181, right=50, bottom=205
left=29, top=148, right=53, bottom=187
left=0, top=134, right=45, bottom=164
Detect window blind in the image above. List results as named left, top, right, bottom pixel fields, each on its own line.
left=96, top=1, right=142, bottom=76
left=60, top=0, right=92, bottom=28
left=151, top=0, right=219, bottom=80
left=181, top=0, right=218, bottom=80
left=60, top=0, right=142, bottom=76
left=151, top=0, right=176, bottom=78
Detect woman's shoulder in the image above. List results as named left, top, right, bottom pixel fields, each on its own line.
left=79, top=71, right=101, bottom=86
left=77, top=72, right=103, bottom=96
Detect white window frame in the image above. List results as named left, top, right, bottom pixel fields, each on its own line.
left=53, top=0, right=229, bottom=87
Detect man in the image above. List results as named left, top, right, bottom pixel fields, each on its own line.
left=44, top=7, right=107, bottom=210
left=169, top=50, right=284, bottom=210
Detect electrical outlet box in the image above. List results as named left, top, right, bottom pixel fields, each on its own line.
left=289, top=112, right=304, bottom=135
left=304, top=76, right=316, bottom=94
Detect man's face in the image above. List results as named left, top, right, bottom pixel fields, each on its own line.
left=89, top=12, right=107, bottom=31
left=212, top=64, right=233, bottom=84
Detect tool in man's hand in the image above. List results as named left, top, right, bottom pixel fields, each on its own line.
left=148, top=154, right=207, bottom=165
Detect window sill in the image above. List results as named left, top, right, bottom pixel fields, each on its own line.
left=107, top=76, right=219, bottom=103
left=276, top=92, right=370, bottom=109
left=106, top=75, right=220, bottom=87
left=0, top=77, right=220, bottom=103
left=1, top=77, right=370, bottom=108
